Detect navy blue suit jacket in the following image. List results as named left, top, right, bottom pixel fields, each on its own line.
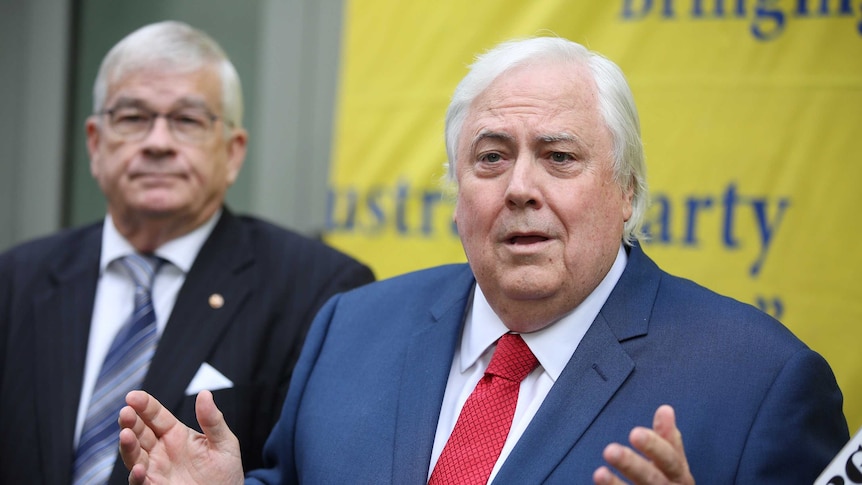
left=0, top=209, right=375, bottom=484
left=247, top=244, right=847, bottom=484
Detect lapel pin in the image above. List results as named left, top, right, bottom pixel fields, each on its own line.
left=209, top=293, right=224, bottom=309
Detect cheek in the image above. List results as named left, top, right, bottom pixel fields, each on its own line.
left=455, top=188, right=488, bottom=227
left=95, top=159, right=124, bottom=187
left=455, top=199, right=487, bottom=248
left=554, top=189, right=611, bottom=235
left=454, top=200, right=471, bottom=237
left=195, top=149, right=229, bottom=183
left=98, top=144, right=135, bottom=178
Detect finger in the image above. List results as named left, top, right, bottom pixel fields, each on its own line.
left=653, top=404, right=685, bottom=455
left=593, top=463, right=628, bottom=485
left=601, top=440, right=668, bottom=484
left=129, top=463, right=149, bottom=485
left=195, top=390, right=238, bottom=448
left=119, top=405, right=156, bottom=449
left=630, top=406, right=689, bottom=481
left=118, top=404, right=155, bottom=461
left=126, top=390, right=180, bottom=439
left=118, top=426, right=146, bottom=474
left=118, top=403, right=137, bottom=429
left=117, top=404, right=140, bottom=441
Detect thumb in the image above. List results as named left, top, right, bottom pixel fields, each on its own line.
left=195, top=390, right=237, bottom=447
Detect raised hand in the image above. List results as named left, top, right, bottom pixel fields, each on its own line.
left=118, top=389, right=244, bottom=485
left=593, top=405, right=695, bottom=485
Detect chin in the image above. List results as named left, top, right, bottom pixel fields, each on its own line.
left=132, top=199, right=185, bottom=218
left=499, top=272, right=560, bottom=301
left=504, top=287, right=558, bottom=302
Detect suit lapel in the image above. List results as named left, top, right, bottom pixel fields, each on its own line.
left=142, top=210, right=254, bottom=411
left=495, top=315, right=635, bottom=483
left=495, top=244, right=660, bottom=483
left=391, top=265, right=475, bottom=483
left=32, top=226, right=101, bottom=483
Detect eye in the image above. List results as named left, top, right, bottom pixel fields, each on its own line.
left=111, top=109, right=151, bottom=125
left=480, top=152, right=502, bottom=163
left=171, top=111, right=209, bottom=128
left=550, top=152, right=573, bottom=163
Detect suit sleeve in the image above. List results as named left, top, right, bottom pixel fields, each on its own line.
left=266, top=254, right=373, bottom=416
left=318, top=258, right=375, bottom=296
left=736, top=348, right=849, bottom=483
left=244, top=293, right=343, bottom=485
left=0, top=251, right=11, bottom=390
left=285, top=248, right=373, bottom=362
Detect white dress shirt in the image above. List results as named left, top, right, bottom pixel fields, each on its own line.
left=73, top=211, right=220, bottom=446
left=428, top=244, right=628, bottom=483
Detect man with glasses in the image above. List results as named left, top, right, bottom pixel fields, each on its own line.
left=0, top=20, right=374, bottom=485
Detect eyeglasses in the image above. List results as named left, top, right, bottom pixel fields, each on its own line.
left=98, top=106, right=227, bottom=143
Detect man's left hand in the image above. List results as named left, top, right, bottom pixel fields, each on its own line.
left=593, top=404, right=695, bottom=485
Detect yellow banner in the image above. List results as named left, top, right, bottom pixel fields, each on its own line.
left=326, top=0, right=862, bottom=430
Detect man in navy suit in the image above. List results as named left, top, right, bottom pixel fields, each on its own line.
left=118, top=36, right=847, bottom=484
left=0, top=21, right=374, bottom=485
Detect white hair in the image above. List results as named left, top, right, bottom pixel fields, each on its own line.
left=92, top=20, right=243, bottom=129
left=444, top=37, right=649, bottom=244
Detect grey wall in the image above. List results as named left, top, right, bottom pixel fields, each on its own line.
left=0, top=0, right=344, bottom=253
left=0, top=0, right=71, bottom=250
left=251, top=1, right=345, bottom=238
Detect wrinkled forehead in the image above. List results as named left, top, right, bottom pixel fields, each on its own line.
left=460, top=61, right=604, bottom=144
left=105, top=63, right=222, bottom=107
left=483, top=60, right=595, bottom=102
left=109, top=55, right=216, bottom=84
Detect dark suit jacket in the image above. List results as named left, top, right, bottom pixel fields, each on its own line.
left=0, top=209, right=375, bottom=484
left=247, top=244, right=848, bottom=484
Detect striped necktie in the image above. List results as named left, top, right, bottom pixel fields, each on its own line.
left=72, top=253, right=164, bottom=484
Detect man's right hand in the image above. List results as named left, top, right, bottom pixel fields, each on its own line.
left=119, top=389, right=244, bottom=485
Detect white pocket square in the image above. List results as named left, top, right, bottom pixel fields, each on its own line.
left=185, top=362, right=234, bottom=396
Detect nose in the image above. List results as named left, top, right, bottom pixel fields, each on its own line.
left=141, top=115, right=176, bottom=156
left=505, top=156, right=542, bottom=210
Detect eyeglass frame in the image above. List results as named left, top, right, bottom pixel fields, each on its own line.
left=95, top=103, right=233, bottom=143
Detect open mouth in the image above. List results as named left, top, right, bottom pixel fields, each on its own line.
left=508, top=235, right=549, bottom=245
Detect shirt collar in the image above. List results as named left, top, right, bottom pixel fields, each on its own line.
left=100, top=209, right=222, bottom=273
left=461, top=244, right=629, bottom=381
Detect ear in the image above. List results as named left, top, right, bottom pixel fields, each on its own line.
left=621, top=180, right=635, bottom=222
left=85, top=116, right=102, bottom=178
left=224, top=127, right=248, bottom=186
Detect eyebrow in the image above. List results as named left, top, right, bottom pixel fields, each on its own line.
left=537, top=132, right=579, bottom=144
left=108, top=96, right=212, bottom=112
left=107, top=97, right=148, bottom=110
left=473, top=130, right=514, bottom=144
left=470, top=130, right=514, bottom=153
left=470, top=130, right=585, bottom=152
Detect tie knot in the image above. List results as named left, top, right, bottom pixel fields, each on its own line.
left=118, top=253, right=163, bottom=291
left=485, top=333, right=538, bottom=383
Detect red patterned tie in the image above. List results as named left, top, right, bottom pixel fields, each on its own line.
left=429, top=333, right=539, bottom=484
